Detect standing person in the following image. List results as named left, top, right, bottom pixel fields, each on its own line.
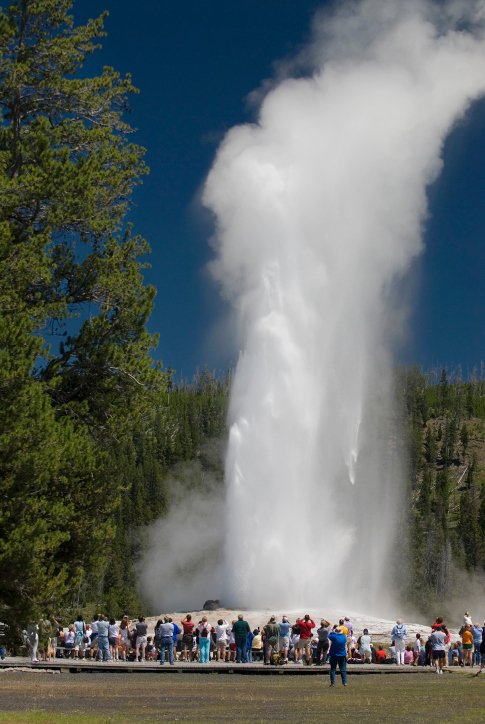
left=0, top=621, right=8, bottom=660
left=197, top=616, right=211, bottom=664
left=215, top=619, right=230, bottom=662
left=343, top=618, right=353, bottom=656
left=159, top=616, right=175, bottom=666
left=232, top=614, right=251, bottom=664
left=81, top=623, right=92, bottom=660
left=227, top=622, right=236, bottom=661
left=38, top=616, right=53, bottom=662
left=460, top=623, right=474, bottom=667
left=263, top=616, right=279, bottom=664
left=290, top=624, right=300, bottom=662
left=246, top=627, right=254, bottom=662
left=119, top=617, right=130, bottom=661
left=90, top=614, right=99, bottom=648
left=26, top=622, right=39, bottom=663
left=181, top=615, right=195, bottom=662
left=169, top=618, right=181, bottom=662
left=135, top=616, right=148, bottom=662
left=472, top=623, right=482, bottom=667
left=73, top=615, right=85, bottom=660
left=430, top=625, right=447, bottom=674
left=480, top=622, right=485, bottom=673
left=108, top=618, right=119, bottom=661
left=278, top=616, right=292, bottom=664
left=296, top=614, right=315, bottom=665
left=358, top=629, right=372, bottom=664
left=96, top=615, right=111, bottom=662
left=316, top=620, right=331, bottom=665
left=391, top=620, right=407, bottom=665
left=413, top=633, right=422, bottom=665
left=328, top=626, right=348, bottom=687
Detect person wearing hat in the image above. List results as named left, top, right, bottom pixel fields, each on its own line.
left=278, top=615, right=291, bottom=664
left=263, top=616, right=279, bottom=664
left=328, top=626, right=348, bottom=686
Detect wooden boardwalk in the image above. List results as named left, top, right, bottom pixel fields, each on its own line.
left=0, top=658, right=455, bottom=676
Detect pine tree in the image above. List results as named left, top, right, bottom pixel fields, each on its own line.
left=0, top=0, right=168, bottom=629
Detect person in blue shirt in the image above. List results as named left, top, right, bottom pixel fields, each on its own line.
left=328, top=626, right=348, bottom=686
left=278, top=616, right=292, bottom=663
left=246, top=629, right=254, bottom=662
left=472, top=623, right=482, bottom=666
left=171, top=619, right=181, bottom=661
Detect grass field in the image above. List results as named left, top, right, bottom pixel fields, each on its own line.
left=0, top=671, right=484, bottom=722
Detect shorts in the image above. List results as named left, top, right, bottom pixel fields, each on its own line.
left=108, top=637, right=118, bottom=647
left=136, top=636, right=148, bottom=648
left=298, top=639, right=312, bottom=651
left=463, top=643, right=473, bottom=651
left=182, top=634, right=193, bottom=650
left=279, top=636, right=290, bottom=649
left=216, top=640, right=227, bottom=650
left=432, top=650, right=445, bottom=660
left=229, top=643, right=236, bottom=651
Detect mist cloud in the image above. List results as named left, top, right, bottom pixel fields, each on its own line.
left=201, top=0, right=485, bottom=612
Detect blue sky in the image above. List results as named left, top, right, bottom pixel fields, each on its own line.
left=77, top=0, right=484, bottom=380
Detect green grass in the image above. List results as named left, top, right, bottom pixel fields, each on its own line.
left=1, top=671, right=485, bottom=722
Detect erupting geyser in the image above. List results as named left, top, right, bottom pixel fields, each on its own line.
left=202, top=0, right=485, bottom=610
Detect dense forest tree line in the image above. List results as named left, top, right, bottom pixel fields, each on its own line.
left=399, top=367, right=485, bottom=614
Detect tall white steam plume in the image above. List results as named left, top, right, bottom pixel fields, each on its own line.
left=201, top=0, right=485, bottom=611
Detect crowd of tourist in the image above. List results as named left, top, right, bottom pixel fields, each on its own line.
left=2, top=609, right=483, bottom=685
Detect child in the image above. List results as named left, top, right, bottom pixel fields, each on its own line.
left=404, top=645, right=414, bottom=664
left=145, top=636, right=157, bottom=661
left=413, top=633, right=422, bottom=665
left=375, top=645, right=387, bottom=663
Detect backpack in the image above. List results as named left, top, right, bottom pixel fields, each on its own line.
left=270, top=652, right=281, bottom=666
left=200, top=627, right=208, bottom=638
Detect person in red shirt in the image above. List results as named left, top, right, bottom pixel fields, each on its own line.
left=296, top=615, right=315, bottom=665
left=375, top=645, right=387, bottom=663
left=180, top=614, right=195, bottom=661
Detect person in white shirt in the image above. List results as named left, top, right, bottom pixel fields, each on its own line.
left=358, top=629, right=372, bottom=663
left=214, top=619, right=230, bottom=662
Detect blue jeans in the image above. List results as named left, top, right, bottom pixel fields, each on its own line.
left=159, top=637, right=174, bottom=664
left=199, top=637, right=210, bottom=663
left=474, top=647, right=481, bottom=665
left=0, top=645, right=6, bottom=660
left=97, top=636, right=111, bottom=661
left=329, top=655, right=347, bottom=685
left=236, top=638, right=247, bottom=663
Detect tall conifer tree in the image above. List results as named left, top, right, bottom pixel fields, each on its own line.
left=0, top=0, right=168, bottom=629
